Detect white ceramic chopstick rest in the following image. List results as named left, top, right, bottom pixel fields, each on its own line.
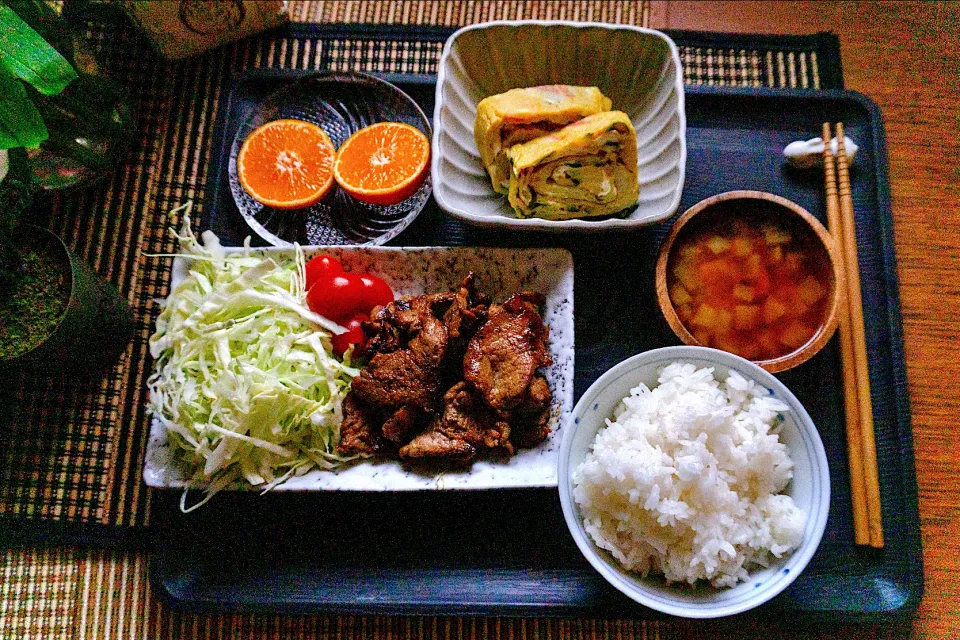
left=784, top=136, right=858, bottom=169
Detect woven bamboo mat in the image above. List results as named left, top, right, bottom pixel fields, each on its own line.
left=0, top=1, right=844, bottom=638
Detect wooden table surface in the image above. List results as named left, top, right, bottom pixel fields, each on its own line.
left=650, top=2, right=960, bottom=637
left=5, top=3, right=952, bottom=639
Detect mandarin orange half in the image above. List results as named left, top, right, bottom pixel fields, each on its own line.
left=333, top=122, right=430, bottom=206
left=237, top=119, right=336, bottom=210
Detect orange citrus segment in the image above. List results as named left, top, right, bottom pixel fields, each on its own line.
left=333, top=122, right=430, bottom=206
left=237, top=119, right=336, bottom=210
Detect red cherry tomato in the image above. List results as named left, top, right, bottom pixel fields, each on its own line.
left=331, top=313, right=368, bottom=357
left=306, top=273, right=366, bottom=323
left=305, top=255, right=343, bottom=291
left=357, top=273, right=394, bottom=309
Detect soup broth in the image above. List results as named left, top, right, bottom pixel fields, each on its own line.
left=667, top=214, right=832, bottom=362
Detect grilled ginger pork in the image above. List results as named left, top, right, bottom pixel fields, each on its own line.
left=336, top=275, right=552, bottom=462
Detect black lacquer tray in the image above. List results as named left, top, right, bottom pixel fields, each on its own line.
left=149, top=70, right=922, bottom=622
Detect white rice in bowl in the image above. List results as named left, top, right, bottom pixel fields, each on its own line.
left=572, top=362, right=805, bottom=588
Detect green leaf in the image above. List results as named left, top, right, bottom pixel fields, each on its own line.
left=0, top=122, right=18, bottom=148
left=3, top=1, right=70, bottom=51
left=0, top=64, right=48, bottom=148
left=0, top=2, right=76, bottom=96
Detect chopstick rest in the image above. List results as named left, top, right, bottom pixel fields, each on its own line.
left=785, top=135, right=859, bottom=169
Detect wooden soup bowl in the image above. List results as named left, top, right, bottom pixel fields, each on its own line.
left=655, top=190, right=843, bottom=373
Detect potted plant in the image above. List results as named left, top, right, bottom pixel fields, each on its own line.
left=1, top=0, right=132, bottom=190
left=0, top=3, right=134, bottom=373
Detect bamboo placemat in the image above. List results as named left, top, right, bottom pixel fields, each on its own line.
left=0, top=1, right=844, bottom=638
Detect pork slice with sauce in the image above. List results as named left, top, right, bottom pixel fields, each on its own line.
left=463, top=292, right=551, bottom=413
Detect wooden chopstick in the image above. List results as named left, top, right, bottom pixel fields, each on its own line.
left=822, top=123, right=871, bottom=547
left=835, top=123, right=884, bottom=548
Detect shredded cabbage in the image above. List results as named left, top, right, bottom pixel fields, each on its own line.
left=147, top=205, right=359, bottom=511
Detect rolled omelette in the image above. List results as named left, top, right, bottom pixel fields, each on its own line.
left=507, top=111, right=639, bottom=220
left=474, top=85, right=612, bottom=194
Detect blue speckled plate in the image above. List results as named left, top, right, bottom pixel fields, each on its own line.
left=144, top=245, right=574, bottom=491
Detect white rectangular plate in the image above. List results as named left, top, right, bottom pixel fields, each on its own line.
left=144, top=246, right=574, bottom=491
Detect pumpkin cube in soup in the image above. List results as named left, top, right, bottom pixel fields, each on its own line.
left=732, top=237, right=753, bottom=257
left=679, top=243, right=703, bottom=260
left=780, top=320, right=813, bottom=349
left=706, top=236, right=731, bottom=254
left=763, top=227, right=792, bottom=245
left=733, top=284, right=755, bottom=302
left=691, top=304, right=718, bottom=328
left=762, top=296, right=788, bottom=325
left=677, top=303, right=694, bottom=323
left=693, top=329, right=714, bottom=347
left=734, top=305, right=760, bottom=331
left=715, top=309, right=734, bottom=336
left=744, top=253, right=763, bottom=279
left=670, top=283, right=693, bottom=306
left=673, top=262, right=699, bottom=291
left=798, top=276, right=826, bottom=305
left=769, top=245, right=784, bottom=263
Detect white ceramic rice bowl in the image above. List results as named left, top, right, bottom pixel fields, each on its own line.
left=432, top=20, right=686, bottom=231
left=558, top=346, right=830, bottom=618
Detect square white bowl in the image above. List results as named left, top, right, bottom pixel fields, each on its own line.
left=431, top=20, right=686, bottom=232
